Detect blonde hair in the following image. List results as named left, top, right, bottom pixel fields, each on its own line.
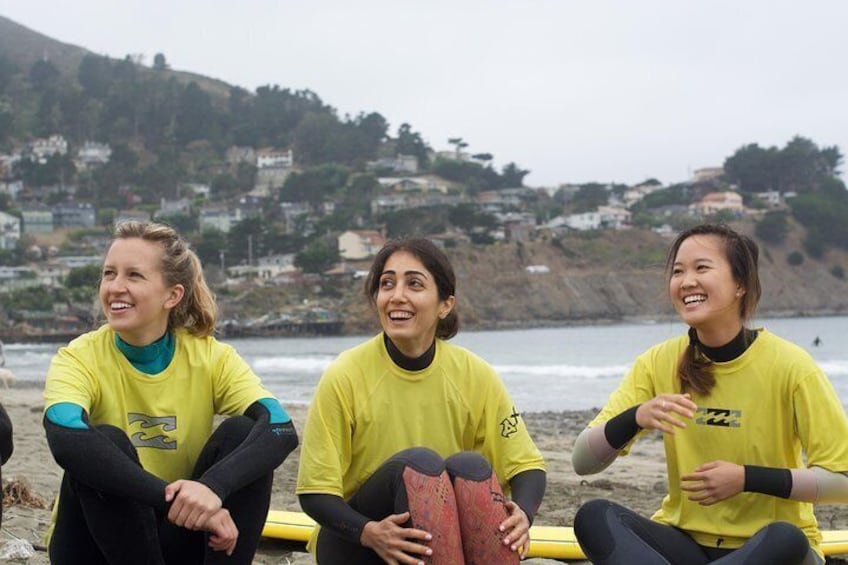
left=110, top=221, right=217, bottom=336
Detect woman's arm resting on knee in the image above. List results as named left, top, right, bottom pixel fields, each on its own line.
left=197, top=398, right=298, bottom=501
left=508, top=469, right=546, bottom=525
left=44, top=404, right=168, bottom=509
left=298, top=493, right=370, bottom=544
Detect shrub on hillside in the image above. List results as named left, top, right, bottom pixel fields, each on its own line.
left=787, top=251, right=804, bottom=266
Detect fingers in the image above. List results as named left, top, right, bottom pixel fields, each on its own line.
left=638, top=394, right=697, bottom=433
left=501, top=501, right=530, bottom=554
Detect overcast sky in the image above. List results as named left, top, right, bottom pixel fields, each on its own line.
left=2, top=1, right=847, bottom=188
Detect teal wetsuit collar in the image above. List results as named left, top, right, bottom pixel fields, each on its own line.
left=115, top=331, right=176, bottom=374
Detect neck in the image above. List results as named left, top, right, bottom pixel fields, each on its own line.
left=694, top=322, right=744, bottom=348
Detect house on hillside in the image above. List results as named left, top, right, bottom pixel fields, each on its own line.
left=338, top=230, right=386, bottom=260
left=76, top=141, right=111, bottom=169
left=690, top=191, right=744, bottom=217
left=367, top=154, right=419, bottom=174
left=26, top=135, right=68, bottom=164
left=21, top=204, right=53, bottom=234
left=114, top=209, right=151, bottom=224
left=53, top=202, right=96, bottom=229
left=598, top=206, right=631, bottom=230
left=199, top=206, right=242, bottom=234
left=0, top=211, right=21, bottom=250
left=226, top=146, right=257, bottom=167
left=692, top=167, right=724, bottom=182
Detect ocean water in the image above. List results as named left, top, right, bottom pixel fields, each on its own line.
left=4, top=315, right=846, bottom=412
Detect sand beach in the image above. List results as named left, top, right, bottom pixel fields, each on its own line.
left=1, top=385, right=845, bottom=564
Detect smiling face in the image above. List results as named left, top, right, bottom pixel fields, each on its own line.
left=99, top=237, right=184, bottom=346
left=376, top=250, right=455, bottom=358
left=669, top=234, right=745, bottom=346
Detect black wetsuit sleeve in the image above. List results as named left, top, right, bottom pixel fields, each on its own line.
left=604, top=405, right=642, bottom=449
left=196, top=401, right=298, bottom=501
left=744, top=465, right=793, bottom=498
left=0, top=402, right=12, bottom=465
left=509, top=469, right=546, bottom=525
left=43, top=415, right=168, bottom=510
left=299, top=493, right=370, bottom=544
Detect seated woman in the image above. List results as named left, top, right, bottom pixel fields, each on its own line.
left=43, top=221, right=298, bottom=565
left=297, top=237, right=546, bottom=564
left=572, top=224, right=848, bottom=565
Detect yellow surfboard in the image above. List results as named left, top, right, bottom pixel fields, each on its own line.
left=263, top=510, right=848, bottom=560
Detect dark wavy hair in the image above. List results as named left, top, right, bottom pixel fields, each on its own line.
left=665, top=224, right=761, bottom=395
left=364, top=238, right=459, bottom=340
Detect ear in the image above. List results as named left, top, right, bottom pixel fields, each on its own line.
left=735, top=287, right=745, bottom=298
left=164, top=284, right=185, bottom=310
left=439, top=295, right=456, bottom=319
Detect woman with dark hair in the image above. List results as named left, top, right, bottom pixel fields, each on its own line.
left=297, top=237, right=546, bottom=564
left=571, top=224, right=848, bottom=565
left=43, top=221, right=298, bottom=565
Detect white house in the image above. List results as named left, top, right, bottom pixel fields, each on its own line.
left=0, top=211, right=21, bottom=250
left=367, top=154, right=419, bottom=174
left=564, top=211, right=602, bottom=231
left=28, top=135, right=68, bottom=163
left=256, top=148, right=294, bottom=169
left=338, top=230, right=386, bottom=260
left=598, top=206, right=632, bottom=229
left=690, top=192, right=744, bottom=216
left=76, top=141, right=112, bottom=169
left=199, top=206, right=243, bottom=233
left=21, top=205, right=54, bottom=234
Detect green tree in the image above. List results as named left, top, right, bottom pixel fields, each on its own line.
left=787, top=251, right=804, bottom=266
left=153, top=53, right=169, bottom=71
left=395, top=123, right=430, bottom=166
left=29, top=59, right=60, bottom=90
left=65, top=264, right=102, bottom=290
left=295, top=238, right=339, bottom=274
left=78, top=54, right=112, bottom=98
left=570, top=183, right=609, bottom=213
left=280, top=164, right=350, bottom=205
left=500, top=162, right=529, bottom=188
left=755, top=211, right=789, bottom=244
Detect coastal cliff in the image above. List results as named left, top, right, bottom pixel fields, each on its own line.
left=329, top=228, right=848, bottom=335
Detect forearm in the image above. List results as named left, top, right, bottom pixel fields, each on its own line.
left=198, top=400, right=298, bottom=500
left=508, top=469, right=546, bottom=524
left=44, top=415, right=168, bottom=509
left=744, top=465, right=848, bottom=503
left=0, top=403, right=12, bottom=464
left=299, top=493, right=371, bottom=544
left=572, top=405, right=641, bottom=475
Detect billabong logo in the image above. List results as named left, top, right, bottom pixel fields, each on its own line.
left=694, top=408, right=741, bottom=428
left=500, top=407, right=521, bottom=438
left=128, top=413, right=177, bottom=450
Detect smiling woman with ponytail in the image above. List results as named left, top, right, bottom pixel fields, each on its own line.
left=43, top=221, right=298, bottom=565
left=570, top=224, right=848, bottom=565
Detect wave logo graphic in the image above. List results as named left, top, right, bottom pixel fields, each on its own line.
left=694, top=408, right=742, bottom=428
left=128, top=413, right=177, bottom=450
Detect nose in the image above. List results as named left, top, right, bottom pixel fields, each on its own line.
left=103, top=274, right=127, bottom=293
left=680, top=271, right=696, bottom=289
left=388, top=282, right=407, bottom=302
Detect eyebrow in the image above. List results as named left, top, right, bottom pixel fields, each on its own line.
left=673, top=257, right=716, bottom=266
left=381, top=269, right=430, bottom=278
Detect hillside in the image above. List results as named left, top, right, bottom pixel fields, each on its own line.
left=224, top=222, right=848, bottom=335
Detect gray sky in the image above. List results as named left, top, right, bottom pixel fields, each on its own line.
left=2, top=0, right=847, bottom=188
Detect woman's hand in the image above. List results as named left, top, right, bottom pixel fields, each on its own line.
left=164, top=479, right=223, bottom=530
left=205, top=508, right=239, bottom=556
left=635, top=394, right=697, bottom=434
left=680, top=460, right=745, bottom=505
left=359, top=512, right=433, bottom=565
left=500, top=501, right=531, bottom=558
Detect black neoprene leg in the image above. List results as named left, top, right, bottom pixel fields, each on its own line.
left=574, top=499, right=711, bottom=565
left=184, top=415, right=274, bottom=565
left=48, top=425, right=164, bottom=565
left=709, top=521, right=819, bottom=565
left=315, top=447, right=445, bottom=565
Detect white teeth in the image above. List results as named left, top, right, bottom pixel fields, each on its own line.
left=389, top=311, right=413, bottom=320
left=111, top=302, right=133, bottom=311
left=683, top=295, right=706, bottom=305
